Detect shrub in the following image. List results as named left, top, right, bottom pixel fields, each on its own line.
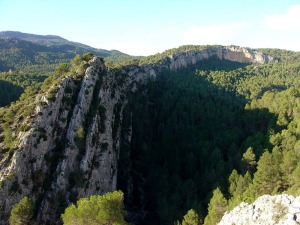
left=82, top=52, right=94, bottom=62
left=9, top=196, right=34, bottom=225
left=75, top=126, right=85, bottom=150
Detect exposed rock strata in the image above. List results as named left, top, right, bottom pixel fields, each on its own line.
left=167, top=46, right=275, bottom=70
left=0, top=46, right=276, bottom=224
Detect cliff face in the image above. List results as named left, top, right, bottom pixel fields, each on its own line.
left=219, top=194, right=300, bottom=225
left=0, top=46, right=275, bottom=224
left=167, top=46, right=275, bottom=70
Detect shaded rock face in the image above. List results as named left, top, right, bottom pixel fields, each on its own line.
left=219, top=194, right=300, bottom=225
left=0, top=47, right=275, bottom=224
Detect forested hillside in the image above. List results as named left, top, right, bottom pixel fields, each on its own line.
left=0, top=32, right=139, bottom=107
left=116, top=52, right=300, bottom=224
left=0, top=44, right=300, bottom=225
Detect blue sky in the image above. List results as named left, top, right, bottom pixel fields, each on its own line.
left=0, top=0, right=300, bottom=55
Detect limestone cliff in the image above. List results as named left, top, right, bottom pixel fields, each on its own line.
left=166, top=46, right=275, bottom=70
left=0, top=46, right=276, bottom=224
left=219, top=194, right=300, bottom=225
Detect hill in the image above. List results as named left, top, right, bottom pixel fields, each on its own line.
left=0, top=31, right=127, bottom=57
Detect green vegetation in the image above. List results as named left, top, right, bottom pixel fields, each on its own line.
left=0, top=53, right=91, bottom=157
left=75, top=126, right=85, bottom=150
left=61, top=191, right=128, bottom=225
left=0, top=72, right=47, bottom=107
left=108, top=45, right=220, bottom=68
left=117, top=52, right=300, bottom=224
left=82, top=52, right=95, bottom=62
left=0, top=74, right=60, bottom=153
left=118, top=59, right=270, bottom=224
left=0, top=35, right=132, bottom=74
left=0, top=34, right=135, bottom=107
left=55, top=63, right=70, bottom=75
left=181, top=209, right=202, bottom=225
left=138, top=45, right=220, bottom=65
left=9, top=196, right=34, bottom=225
left=203, top=188, right=227, bottom=225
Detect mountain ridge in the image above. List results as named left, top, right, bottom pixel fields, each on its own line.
left=0, top=31, right=133, bottom=73
left=0, top=31, right=124, bottom=54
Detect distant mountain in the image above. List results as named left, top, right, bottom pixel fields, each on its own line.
left=0, top=31, right=126, bottom=55
left=0, top=31, right=134, bottom=72
left=0, top=31, right=68, bottom=45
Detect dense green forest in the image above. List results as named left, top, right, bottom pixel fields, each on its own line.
left=117, top=51, right=300, bottom=224
left=1, top=45, right=300, bottom=225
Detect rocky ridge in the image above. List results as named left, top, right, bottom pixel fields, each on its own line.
left=166, top=46, right=275, bottom=70
left=219, top=194, right=300, bottom=225
left=0, top=46, right=275, bottom=224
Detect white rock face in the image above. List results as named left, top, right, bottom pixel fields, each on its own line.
left=167, top=46, right=275, bottom=70
left=219, top=194, right=300, bottom=225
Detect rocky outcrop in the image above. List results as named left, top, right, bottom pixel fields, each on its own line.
left=167, top=46, right=276, bottom=70
left=0, top=46, right=276, bottom=224
left=219, top=194, right=300, bottom=225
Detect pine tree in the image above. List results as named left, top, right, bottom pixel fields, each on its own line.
left=203, top=187, right=227, bottom=225
left=241, top=147, right=257, bottom=173
left=280, top=149, right=300, bottom=189
left=228, top=169, right=240, bottom=197
left=182, top=209, right=202, bottom=225
left=288, top=163, right=300, bottom=195
left=55, top=63, right=70, bottom=75
left=251, top=148, right=283, bottom=197
left=228, top=170, right=252, bottom=209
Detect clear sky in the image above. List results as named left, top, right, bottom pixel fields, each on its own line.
left=0, top=0, right=300, bottom=55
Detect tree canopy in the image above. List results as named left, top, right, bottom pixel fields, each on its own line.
left=9, top=196, right=34, bottom=225
left=61, top=191, right=128, bottom=225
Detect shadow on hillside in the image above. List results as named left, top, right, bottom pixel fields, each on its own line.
left=117, top=58, right=280, bottom=225
left=0, top=80, right=24, bottom=107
